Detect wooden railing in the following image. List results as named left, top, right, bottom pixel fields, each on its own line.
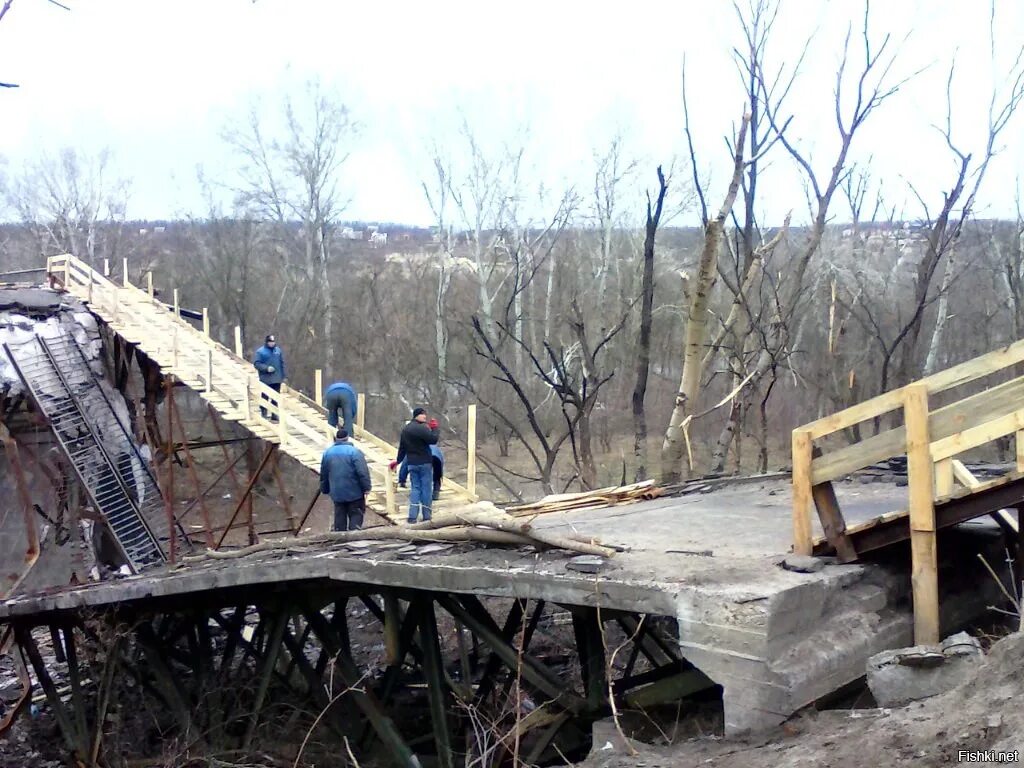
left=46, top=253, right=481, bottom=521
left=792, top=341, right=1024, bottom=643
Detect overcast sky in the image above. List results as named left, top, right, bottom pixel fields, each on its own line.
left=2, top=0, right=1023, bottom=226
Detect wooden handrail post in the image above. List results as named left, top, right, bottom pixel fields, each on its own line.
left=147, top=271, right=154, bottom=298
left=467, top=404, right=477, bottom=496
left=905, top=382, right=939, bottom=645
left=385, top=464, right=397, bottom=520
left=791, top=429, right=814, bottom=556
left=356, top=392, right=366, bottom=433
left=103, top=258, right=110, bottom=278
left=202, top=307, right=210, bottom=337
left=122, top=258, right=129, bottom=287
left=173, top=289, right=180, bottom=318
left=234, top=326, right=243, bottom=358
left=934, top=458, right=953, bottom=498
left=315, top=369, right=323, bottom=407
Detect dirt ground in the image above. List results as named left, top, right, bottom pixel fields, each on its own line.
left=585, top=631, right=1024, bottom=768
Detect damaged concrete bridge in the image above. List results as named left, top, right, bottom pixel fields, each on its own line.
left=0, top=254, right=1020, bottom=766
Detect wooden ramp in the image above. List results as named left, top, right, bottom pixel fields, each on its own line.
left=791, top=340, right=1024, bottom=644
left=47, top=254, right=478, bottom=524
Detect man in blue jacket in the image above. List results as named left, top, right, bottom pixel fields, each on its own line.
left=324, top=381, right=357, bottom=432
left=398, top=444, right=444, bottom=501
left=320, top=428, right=371, bottom=531
left=253, top=334, right=286, bottom=421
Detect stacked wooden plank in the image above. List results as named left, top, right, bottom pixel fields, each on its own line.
left=506, top=480, right=662, bottom=517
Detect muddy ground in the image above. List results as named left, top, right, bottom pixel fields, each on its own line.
left=586, top=630, right=1024, bottom=768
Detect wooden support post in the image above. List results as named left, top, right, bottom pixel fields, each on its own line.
left=467, top=403, right=477, bottom=496
left=122, top=257, right=129, bottom=286
left=136, top=623, right=192, bottom=734
left=234, top=326, right=243, bottom=358
left=934, top=457, right=954, bottom=498
left=1017, top=429, right=1024, bottom=474
left=809, top=446, right=857, bottom=562
left=147, top=271, right=154, bottom=297
left=791, top=429, right=814, bottom=555
left=315, top=369, right=323, bottom=407
left=173, top=288, right=179, bottom=318
left=202, top=307, right=210, bottom=336
left=243, top=610, right=289, bottom=749
left=357, top=391, right=366, bottom=433
left=905, top=383, right=940, bottom=645
left=474, top=599, right=526, bottom=705
left=16, top=626, right=81, bottom=755
left=385, top=464, right=397, bottom=520
left=571, top=607, right=607, bottom=709
left=61, top=626, right=89, bottom=746
left=383, top=592, right=402, bottom=666
left=438, top=594, right=586, bottom=713
left=103, top=257, right=110, bottom=277
left=304, top=609, right=418, bottom=768
left=416, top=598, right=454, bottom=768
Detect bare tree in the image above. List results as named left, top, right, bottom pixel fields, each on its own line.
left=8, top=147, right=129, bottom=267
left=224, top=80, right=354, bottom=375
left=631, top=166, right=668, bottom=481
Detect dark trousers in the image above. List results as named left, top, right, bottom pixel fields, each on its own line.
left=260, top=382, right=282, bottom=419
left=325, top=390, right=355, bottom=431
left=333, top=497, right=365, bottom=532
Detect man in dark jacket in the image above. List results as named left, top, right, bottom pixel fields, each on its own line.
left=324, top=381, right=357, bottom=432
left=321, top=428, right=371, bottom=531
left=389, top=407, right=439, bottom=523
left=253, top=334, right=286, bottom=421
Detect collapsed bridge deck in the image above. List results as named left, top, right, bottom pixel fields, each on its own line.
left=1, top=476, right=1009, bottom=734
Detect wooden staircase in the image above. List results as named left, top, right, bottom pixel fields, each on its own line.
left=47, top=254, right=478, bottom=524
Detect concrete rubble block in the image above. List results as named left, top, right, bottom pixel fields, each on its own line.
left=566, top=555, right=605, bottom=574
left=866, top=630, right=984, bottom=707
left=780, top=554, right=825, bottom=573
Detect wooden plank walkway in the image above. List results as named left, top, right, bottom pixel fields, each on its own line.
left=47, top=254, right=478, bottom=523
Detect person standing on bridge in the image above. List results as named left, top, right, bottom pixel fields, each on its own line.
left=389, top=407, right=439, bottom=523
left=324, top=381, right=357, bottom=433
left=253, top=334, right=286, bottom=421
left=320, top=428, right=371, bottom=531
left=398, top=444, right=444, bottom=501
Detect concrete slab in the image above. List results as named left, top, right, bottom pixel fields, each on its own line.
left=0, top=476, right=1009, bottom=734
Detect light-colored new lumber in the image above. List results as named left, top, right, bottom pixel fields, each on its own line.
left=904, top=384, right=939, bottom=645
left=791, top=429, right=814, bottom=556
left=930, top=407, right=1024, bottom=462
left=802, top=337, right=1024, bottom=441
left=811, top=375, right=1024, bottom=484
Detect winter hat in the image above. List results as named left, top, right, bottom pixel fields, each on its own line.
left=412, top=407, right=427, bottom=419
left=336, top=428, right=349, bottom=440
left=265, top=334, right=276, bottom=344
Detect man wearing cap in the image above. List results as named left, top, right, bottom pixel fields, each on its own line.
left=253, top=334, right=286, bottom=421
left=389, top=407, right=440, bottom=522
left=320, top=428, right=371, bottom=531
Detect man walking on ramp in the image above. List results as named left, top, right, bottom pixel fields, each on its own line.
left=389, top=407, right=439, bottom=523
left=320, top=428, right=371, bottom=532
